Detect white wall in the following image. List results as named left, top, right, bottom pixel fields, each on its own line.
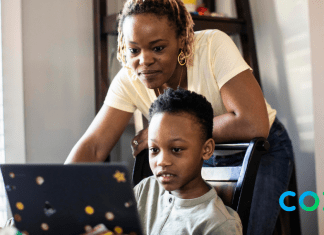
left=308, top=0, right=324, bottom=234
left=3, top=0, right=135, bottom=169
left=2, top=1, right=26, bottom=164
left=21, top=0, right=95, bottom=163
left=248, top=0, right=317, bottom=234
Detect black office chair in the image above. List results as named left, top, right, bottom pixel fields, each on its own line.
left=132, top=137, right=270, bottom=235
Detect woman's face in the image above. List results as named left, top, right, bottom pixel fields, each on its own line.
left=123, top=13, right=183, bottom=89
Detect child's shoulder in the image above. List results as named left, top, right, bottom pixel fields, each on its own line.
left=134, top=175, right=159, bottom=190
left=206, top=190, right=242, bottom=234
left=186, top=183, right=242, bottom=234
left=133, top=176, right=164, bottom=200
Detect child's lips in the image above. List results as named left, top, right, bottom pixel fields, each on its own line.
left=158, top=173, right=176, bottom=183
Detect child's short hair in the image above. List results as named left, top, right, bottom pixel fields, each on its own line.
left=149, top=88, right=213, bottom=140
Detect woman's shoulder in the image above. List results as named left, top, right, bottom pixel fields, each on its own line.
left=113, top=67, right=132, bottom=83
left=110, top=67, right=141, bottom=89
left=194, top=29, right=231, bottom=46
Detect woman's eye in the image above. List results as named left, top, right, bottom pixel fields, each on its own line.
left=172, top=148, right=182, bottom=153
left=153, top=46, right=164, bottom=52
left=149, top=148, right=159, bottom=154
left=129, top=48, right=139, bottom=54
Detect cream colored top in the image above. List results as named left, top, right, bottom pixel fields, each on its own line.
left=105, top=30, right=276, bottom=126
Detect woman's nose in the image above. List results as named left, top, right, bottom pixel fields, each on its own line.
left=139, top=51, right=154, bottom=66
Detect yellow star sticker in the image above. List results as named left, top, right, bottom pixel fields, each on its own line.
left=114, top=226, right=123, bottom=234
left=16, top=202, right=24, bottom=210
left=113, top=170, right=126, bottom=183
left=85, top=206, right=94, bottom=215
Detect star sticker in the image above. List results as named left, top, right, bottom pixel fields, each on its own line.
left=113, top=170, right=126, bottom=183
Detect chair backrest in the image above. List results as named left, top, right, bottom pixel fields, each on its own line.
left=202, top=138, right=269, bottom=234
left=132, top=137, right=269, bottom=235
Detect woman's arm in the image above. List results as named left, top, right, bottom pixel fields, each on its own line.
left=65, top=105, right=133, bottom=163
left=213, top=69, right=269, bottom=143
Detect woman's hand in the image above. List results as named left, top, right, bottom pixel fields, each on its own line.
left=131, top=127, right=148, bottom=158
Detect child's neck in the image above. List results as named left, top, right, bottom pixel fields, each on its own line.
left=170, top=178, right=210, bottom=199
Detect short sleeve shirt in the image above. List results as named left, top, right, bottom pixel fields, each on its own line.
left=105, top=30, right=276, bottom=126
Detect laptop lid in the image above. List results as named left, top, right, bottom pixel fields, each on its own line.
left=0, top=163, right=143, bottom=235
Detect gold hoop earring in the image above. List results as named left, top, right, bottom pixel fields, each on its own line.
left=178, top=50, right=186, bottom=66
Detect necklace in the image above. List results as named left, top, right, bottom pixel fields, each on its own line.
left=157, top=66, right=184, bottom=96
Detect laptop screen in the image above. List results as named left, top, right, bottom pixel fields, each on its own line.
left=1, top=163, right=143, bottom=235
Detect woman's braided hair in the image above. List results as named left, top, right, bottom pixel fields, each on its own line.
left=117, top=0, right=195, bottom=67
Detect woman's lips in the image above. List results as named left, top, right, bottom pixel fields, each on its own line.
left=139, top=71, right=161, bottom=79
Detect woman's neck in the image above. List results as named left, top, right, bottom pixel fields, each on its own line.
left=156, top=65, right=188, bottom=96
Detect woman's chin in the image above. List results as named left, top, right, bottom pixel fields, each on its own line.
left=146, top=83, right=156, bottom=89
left=140, top=79, right=160, bottom=90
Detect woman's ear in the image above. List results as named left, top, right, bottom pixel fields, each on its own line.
left=202, top=138, right=215, bottom=161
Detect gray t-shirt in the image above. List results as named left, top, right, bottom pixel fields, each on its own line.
left=134, top=176, right=242, bottom=235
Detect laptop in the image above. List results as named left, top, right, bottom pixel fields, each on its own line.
left=0, top=163, right=143, bottom=235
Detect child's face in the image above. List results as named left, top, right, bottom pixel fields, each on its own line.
left=148, top=112, right=213, bottom=199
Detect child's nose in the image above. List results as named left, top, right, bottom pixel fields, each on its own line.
left=156, top=152, right=172, bottom=167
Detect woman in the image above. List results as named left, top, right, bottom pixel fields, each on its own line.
left=65, top=0, right=294, bottom=234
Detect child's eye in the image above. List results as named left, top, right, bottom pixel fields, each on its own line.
left=149, top=148, right=159, bottom=154
left=129, top=48, right=139, bottom=54
left=172, top=148, right=182, bottom=153
left=153, top=46, right=164, bottom=52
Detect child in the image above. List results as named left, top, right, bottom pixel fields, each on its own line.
left=134, top=88, right=242, bottom=235
left=82, top=88, right=242, bottom=235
